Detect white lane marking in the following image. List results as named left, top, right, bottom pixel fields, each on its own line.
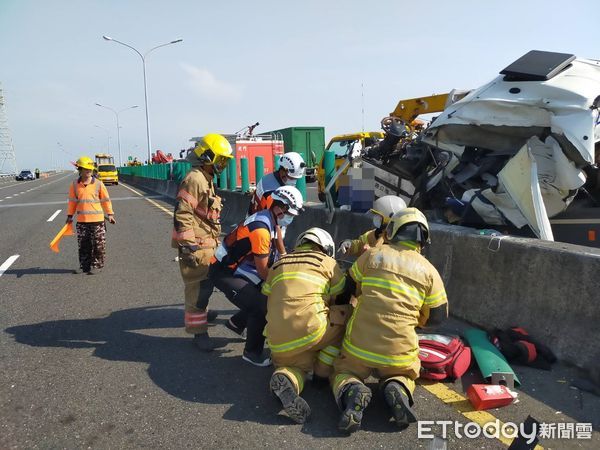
left=0, top=255, right=20, bottom=278
left=0, top=172, right=71, bottom=191
left=120, top=183, right=174, bottom=217
left=6, top=196, right=12, bottom=198
left=0, top=195, right=164, bottom=209
left=47, top=209, right=62, bottom=222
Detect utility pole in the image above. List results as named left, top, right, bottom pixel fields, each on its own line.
left=0, top=83, right=18, bottom=174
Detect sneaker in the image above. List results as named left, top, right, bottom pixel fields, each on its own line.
left=72, top=268, right=86, bottom=274
left=242, top=349, right=271, bottom=367
left=383, top=381, right=417, bottom=429
left=86, top=269, right=96, bottom=275
left=270, top=373, right=311, bottom=424
left=338, top=383, right=372, bottom=433
left=225, top=319, right=246, bottom=339
left=192, top=333, right=216, bottom=352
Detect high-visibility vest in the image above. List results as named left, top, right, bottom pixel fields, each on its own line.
left=67, top=178, right=113, bottom=223
left=213, top=210, right=276, bottom=285
left=249, top=172, right=283, bottom=215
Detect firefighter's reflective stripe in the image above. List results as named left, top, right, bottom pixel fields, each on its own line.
left=185, top=311, right=208, bottom=327
left=343, top=335, right=419, bottom=367
left=424, top=289, right=447, bottom=307
left=172, top=229, right=196, bottom=241
left=269, top=317, right=327, bottom=354
left=350, top=262, right=363, bottom=282
left=397, top=240, right=419, bottom=250
left=329, top=276, right=346, bottom=296
left=359, top=231, right=371, bottom=244
left=317, top=345, right=340, bottom=366
left=264, top=271, right=329, bottom=295
left=177, top=189, right=198, bottom=209
left=361, top=276, right=425, bottom=305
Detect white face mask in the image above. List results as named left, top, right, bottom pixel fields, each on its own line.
left=278, top=214, right=294, bottom=227
left=284, top=177, right=297, bottom=186
left=372, top=214, right=383, bottom=229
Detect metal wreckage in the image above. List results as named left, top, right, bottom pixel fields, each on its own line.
left=352, top=50, right=600, bottom=246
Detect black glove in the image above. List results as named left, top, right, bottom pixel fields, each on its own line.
left=180, top=245, right=200, bottom=268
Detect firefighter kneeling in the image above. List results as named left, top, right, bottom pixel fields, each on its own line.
left=332, top=208, right=448, bottom=433
left=264, top=228, right=350, bottom=424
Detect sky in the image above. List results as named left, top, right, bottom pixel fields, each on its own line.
left=0, top=0, right=598, bottom=171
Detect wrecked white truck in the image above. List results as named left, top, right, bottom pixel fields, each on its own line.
left=364, top=50, right=600, bottom=247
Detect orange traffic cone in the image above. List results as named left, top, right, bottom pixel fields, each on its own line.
left=50, top=223, right=74, bottom=253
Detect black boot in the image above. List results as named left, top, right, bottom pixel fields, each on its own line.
left=383, top=381, right=417, bottom=429
left=192, top=333, right=216, bottom=352
left=337, top=382, right=372, bottom=433
left=270, top=373, right=311, bottom=424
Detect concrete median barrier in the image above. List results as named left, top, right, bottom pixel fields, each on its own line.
left=119, top=174, right=600, bottom=373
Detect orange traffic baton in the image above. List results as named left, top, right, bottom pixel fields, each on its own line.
left=49, top=223, right=74, bottom=253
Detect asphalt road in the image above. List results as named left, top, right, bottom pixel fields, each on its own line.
left=1, top=173, right=599, bottom=449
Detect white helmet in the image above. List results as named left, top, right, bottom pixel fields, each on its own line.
left=295, top=227, right=335, bottom=257
left=279, top=152, right=306, bottom=179
left=368, top=195, right=407, bottom=228
left=270, top=185, right=304, bottom=215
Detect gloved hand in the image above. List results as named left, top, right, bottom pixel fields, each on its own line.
left=180, top=252, right=199, bottom=268
left=338, top=240, right=352, bottom=255
left=180, top=245, right=200, bottom=268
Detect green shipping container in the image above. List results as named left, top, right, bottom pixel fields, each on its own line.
left=262, top=127, right=325, bottom=182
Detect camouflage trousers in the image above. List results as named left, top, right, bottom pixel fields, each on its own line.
left=76, top=222, right=106, bottom=271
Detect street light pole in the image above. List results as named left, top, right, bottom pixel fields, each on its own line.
left=95, top=103, right=138, bottom=167
left=102, top=36, right=183, bottom=164
left=95, top=125, right=111, bottom=153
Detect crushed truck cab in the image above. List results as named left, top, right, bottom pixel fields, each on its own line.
left=317, top=132, right=384, bottom=202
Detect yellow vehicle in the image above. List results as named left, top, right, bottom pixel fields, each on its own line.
left=317, top=131, right=384, bottom=202
left=94, top=153, right=119, bottom=185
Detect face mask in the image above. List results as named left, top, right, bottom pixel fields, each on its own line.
left=372, top=214, right=383, bottom=229
left=278, top=214, right=294, bottom=227
left=284, top=177, right=297, bottom=186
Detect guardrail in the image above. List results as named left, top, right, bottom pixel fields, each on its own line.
left=120, top=172, right=600, bottom=376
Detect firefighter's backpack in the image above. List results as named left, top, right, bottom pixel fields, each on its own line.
left=418, top=334, right=472, bottom=380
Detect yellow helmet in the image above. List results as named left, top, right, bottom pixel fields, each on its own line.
left=191, top=133, right=233, bottom=173
left=385, top=207, right=430, bottom=246
left=74, top=156, right=95, bottom=171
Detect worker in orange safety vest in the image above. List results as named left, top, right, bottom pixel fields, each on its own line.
left=67, top=156, right=115, bottom=275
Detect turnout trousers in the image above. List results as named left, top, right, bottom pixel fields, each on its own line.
left=179, top=248, right=216, bottom=335
left=272, top=314, right=348, bottom=395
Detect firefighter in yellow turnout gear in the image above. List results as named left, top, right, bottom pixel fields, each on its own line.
left=332, top=208, right=448, bottom=433
left=338, top=195, right=406, bottom=257
left=172, top=134, right=233, bottom=352
left=264, top=228, right=349, bottom=424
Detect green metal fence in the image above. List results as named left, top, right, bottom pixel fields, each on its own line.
left=119, top=162, right=192, bottom=185
left=118, top=158, right=307, bottom=200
